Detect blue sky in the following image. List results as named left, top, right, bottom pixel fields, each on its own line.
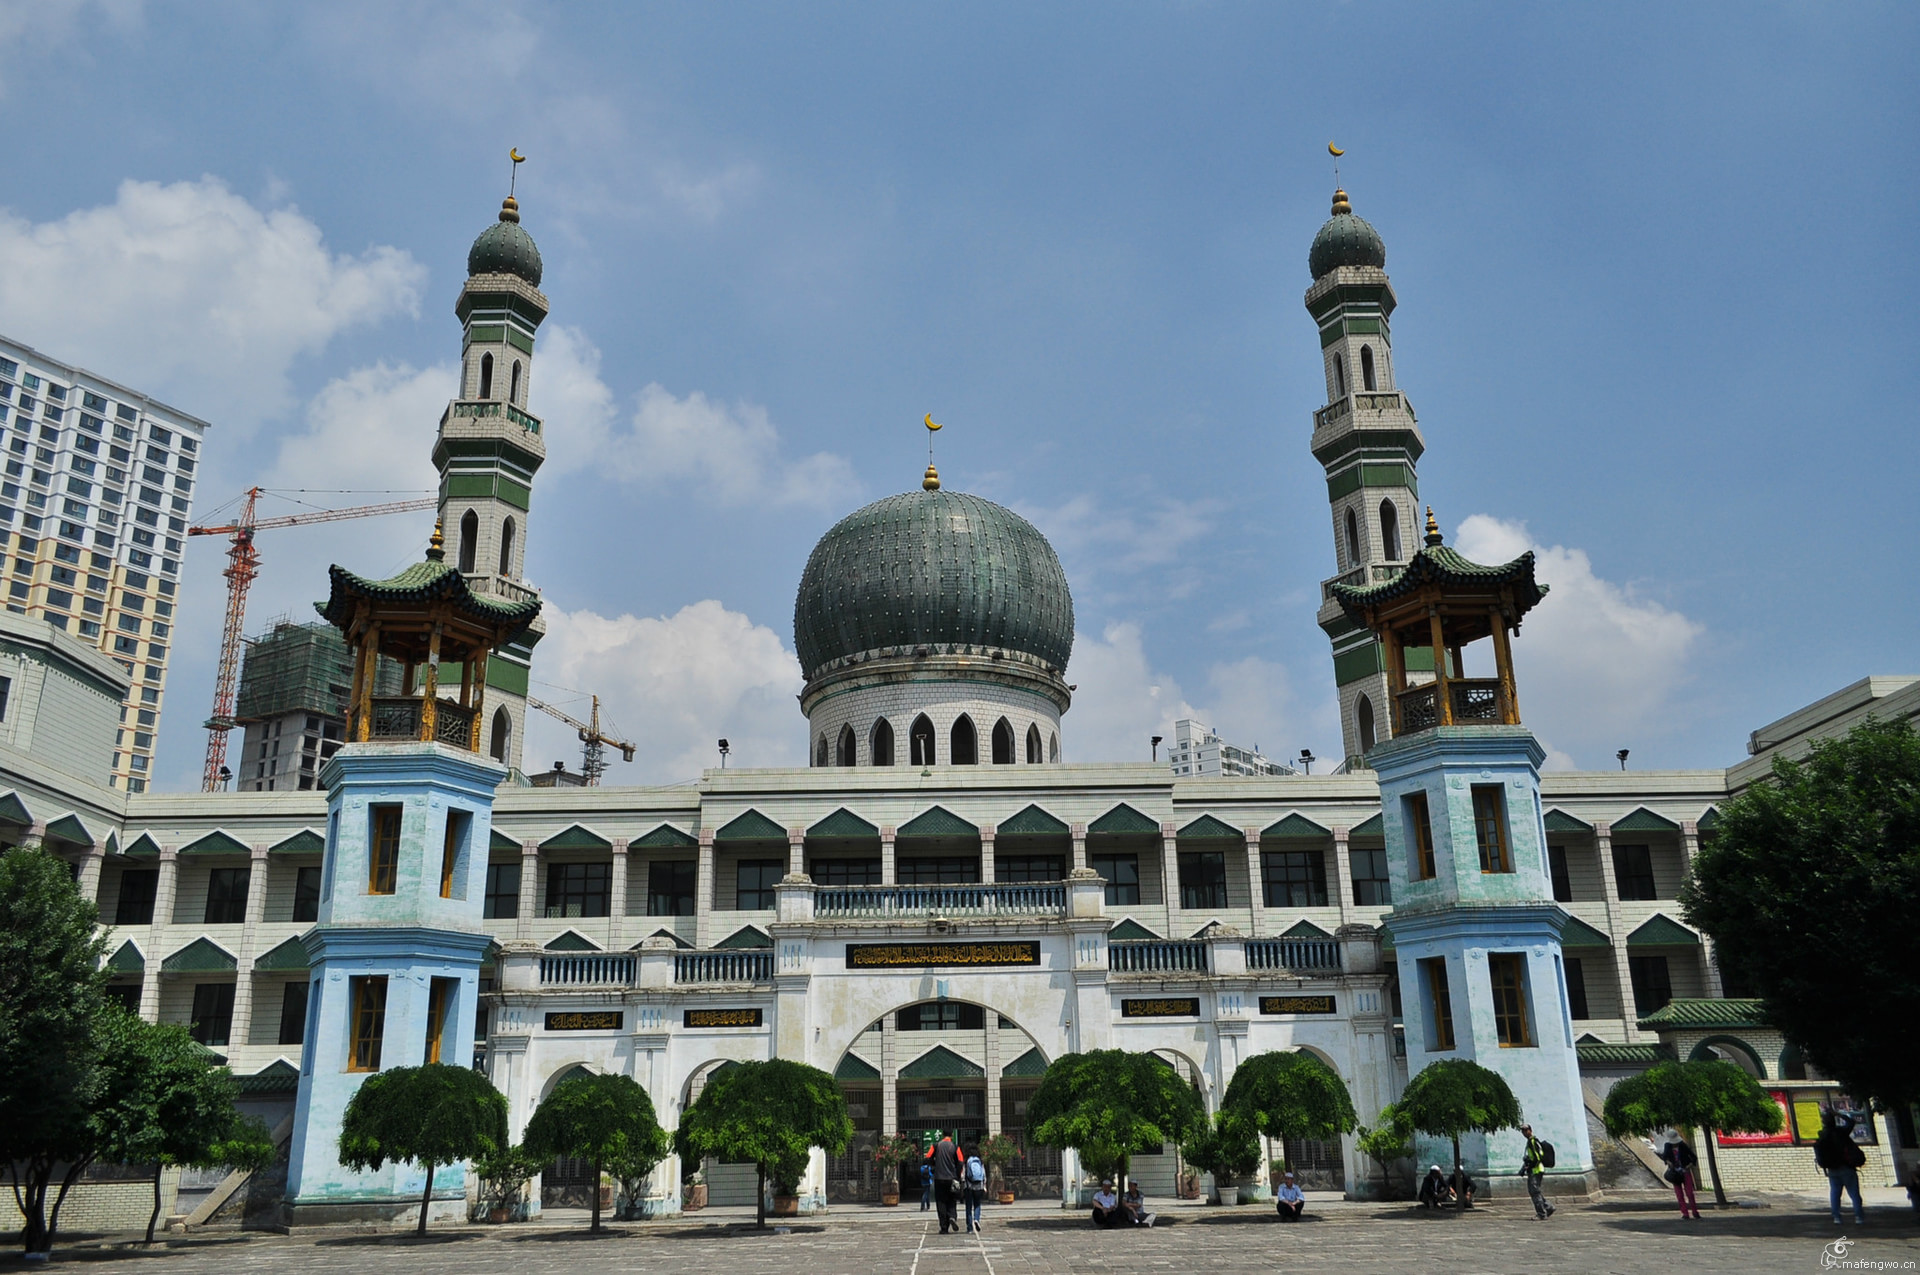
left=1, top=1, right=1913, bottom=788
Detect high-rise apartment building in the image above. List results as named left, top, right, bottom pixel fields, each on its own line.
left=1165, top=718, right=1294, bottom=778
left=0, top=336, right=208, bottom=792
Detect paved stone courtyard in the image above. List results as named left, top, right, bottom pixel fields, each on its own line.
left=36, top=1196, right=1920, bottom=1275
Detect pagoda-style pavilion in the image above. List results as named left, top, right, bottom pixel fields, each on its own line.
left=318, top=524, right=542, bottom=751
left=1330, top=510, right=1548, bottom=737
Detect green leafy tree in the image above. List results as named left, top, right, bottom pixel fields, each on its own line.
left=1177, top=1110, right=1261, bottom=1200
left=1397, top=1059, right=1523, bottom=1183
left=526, top=1071, right=667, bottom=1232
left=471, top=1144, right=541, bottom=1220
left=0, top=847, right=109, bottom=1254
left=1683, top=718, right=1920, bottom=1109
left=339, top=1063, right=510, bottom=1236
left=673, top=1059, right=851, bottom=1227
left=1027, top=1050, right=1205, bottom=1185
left=1222, top=1050, right=1358, bottom=1147
left=608, top=1130, right=669, bottom=1221
left=1602, top=1059, right=1784, bottom=1206
left=1355, top=1102, right=1416, bottom=1199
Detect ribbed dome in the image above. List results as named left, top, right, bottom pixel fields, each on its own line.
left=1309, top=190, right=1386, bottom=279
left=468, top=200, right=543, bottom=286
left=794, top=489, right=1075, bottom=683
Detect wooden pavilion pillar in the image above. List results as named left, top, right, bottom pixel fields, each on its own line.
left=1382, top=624, right=1408, bottom=734
left=420, top=619, right=444, bottom=742
left=1489, top=603, right=1521, bottom=726
left=1427, top=607, right=1452, bottom=726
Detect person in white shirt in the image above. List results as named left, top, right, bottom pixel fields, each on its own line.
left=1274, top=1170, right=1305, bottom=1222
left=1091, top=1180, right=1124, bottom=1228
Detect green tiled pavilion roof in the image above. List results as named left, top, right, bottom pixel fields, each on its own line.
left=544, top=931, right=599, bottom=951
left=898, top=806, right=976, bottom=839
left=179, top=830, right=251, bottom=857
left=319, top=553, right=541, bottom=647
left=237, top=1060, right=301, bottom=1095
left=1263, top=812, right=1330, bottom=839
left=1612, top=807, right=1681, bottom=833
left=1179, top=814, right=1241, bottom=840
left=44, top=813, right=93, bottom=846
left=1577, top=1041, right=1677, bottom=1066
left=1108, top=919, right=1160, bottom=941
left=541, top=824, right=612, bottom=851
left=1628, top=914, right=1700, bottom=947
left=899, top=1044, right=985, bottom=1080
left=1544, top=809, right=1592, bottom=834
left=716, top=810, right=787, bottom=842
left=834, top=1053, right=881, bottom=1081
left=252, top=936, right=310, bottom=972
left=997, top=804, right=1069, bottom=836
left=809, top=808, right=879, bottom=839
left=1330, top=542, right=1547, bottom=616
left=1089, top=804, right=1158, bottom=836
left=1636, top=998, right=1767, bottom=1030
left=633, top=823, right=698, bottom=848
left=1001, top=1047, right=1048, bottom=1078
left=270, top=830, right=325, bottom=856
left=161, top=938, right=236, bottom=973
left=1348, top=813, right=1384, bottom=838
left=106, top=940, right=144, bottom=973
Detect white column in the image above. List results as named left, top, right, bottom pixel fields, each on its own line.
left=1332, top=826, right=1356, bottom=927
left=979, top=825, right=996, bottom=885
left=1595, top=820, right=1637, bottom=1039
left=516, top=841, right=539, bottom=942
left=142, top=847, right=178, bottom=1022
left=787, top=826, right=806, bottom=878
left=984, top=1013, right=1002, bottom=1136
left=1070, top=823, right=1087, bottom=873
left=1159, top=824, right=1180, bottom=925
left=880, top=1012, right=898, bottom=1135
left=230, top=844, right=269, bottom=1047
left=880, top=827, right=896, bottom=886
left=1243, top=827, right=1263, bottom=937
left=76, top=847, right=105, bottom=907
left=607, top=838, right=629, bottom=950
left=1681, top=820, right=1723, bottom=997
left=695, top=829, right=715, bottom=948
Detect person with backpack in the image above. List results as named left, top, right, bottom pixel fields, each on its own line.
left=928, top=1130, right=963, bottom=1233
left=919, top=1152, right=935, bottom=1212
left=1814, top=1111, right=1868, bottom=1225
left=963, top=1145, right=987, bottom=1233
left=1521, top=1124, right=1555, bottom=1221
left=1659, top=1131, right=1701, bottom=1219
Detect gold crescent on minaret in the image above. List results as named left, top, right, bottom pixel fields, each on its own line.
left=510, top=148, right=525, bottom=163
left=1328, top=141, right=1345, bottom=157
left=925, top=413, right=942, bottom=432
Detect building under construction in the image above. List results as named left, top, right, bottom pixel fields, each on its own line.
left=232, top=619, right=399, bottom=791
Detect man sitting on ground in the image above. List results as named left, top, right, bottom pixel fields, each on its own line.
left=1123, top=1180, right=1155, bottom=1227
left=1418, top=1166, right=1454, bottom=1209
left=1274, top=1171, right=1305, bottom=1222
left=1453, top=1167, right=1477, bottom=1210
left=1091, top=1179, right=1125, bottom=1228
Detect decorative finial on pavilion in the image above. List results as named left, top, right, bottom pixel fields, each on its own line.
left=1424, top=506, right=1443, bottom=547
left=923, top=413, right=943, bottom=490
left=427, top=518, right=446, bottom=562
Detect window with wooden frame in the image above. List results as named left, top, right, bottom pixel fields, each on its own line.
left=1405, top=791, right=1437, bottom=880
left=424, top=977, right=457, bottom=1065
left=348, top=975, right=388, bottom=1071
left=368, top=805, right=401, bottom=895
left=1420, top=956, right=1455, bottom=1051
left=439, top=810, right=470, bottom=899
left=1488, top=953, right=1533, bottom=1047
left=1472, top=786, right=1513, bottom=873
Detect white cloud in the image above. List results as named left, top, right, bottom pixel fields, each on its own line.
left=0, top=177, right=423, bottom=428
left=1063, top=622, right=1200, bottom=761
left=530, top=326, right=619, bottom=478
left=1029, top=493, right=1218, bottom=572
left=1201, top=656, right=1298, bottom=760
left=1454, top=514, right=1703, bottom=768
left=528, top=600, right=805, bottom=782
left=0, top=0, right=140, bottom=82
left=656, top=161, right=762, bottom=223
left=268, top=361, right=450, bottom=494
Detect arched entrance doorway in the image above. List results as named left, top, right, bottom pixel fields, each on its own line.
left=681, top=1060, right=760, bottom=1206
left=540, top=1065, right=597, bottom=1208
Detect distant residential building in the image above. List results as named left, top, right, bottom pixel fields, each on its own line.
left=1166, top=718, right=1295, bottom=778
left=0, top=608, right=131, bottom=784
left=233, top=619, right=403, bottom=791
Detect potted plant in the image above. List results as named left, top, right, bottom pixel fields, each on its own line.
left=683, top=1169, right=707, bottom=1211
left=769, top=1149, right=807, bottom=1216
left=978, top=1134, right=1020, bottom=1204
left=473, top=1145, right=540, bottom=1224
left=873, top=1134, right=918, bottom=1206
left=1176, top=1166, right=1202, bottom=1200
left=1180, top=1112, right=1260, bottom=1206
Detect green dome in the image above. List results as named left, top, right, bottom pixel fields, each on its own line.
left=1309, top=190, right=1386, bottom=279
left=794, top=489, right=1075, bottom=682
left=468, top=199, right=543, bottom=286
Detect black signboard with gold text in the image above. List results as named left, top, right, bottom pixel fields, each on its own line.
left=845, top=941, right=1040, bottom=969
left=1259, top=995, right=1336, bottom=1015
left=1121, top=998, right=1201, bottom=1018
left=684, top=1008, right=763, bottom=1028
left=545, top=1011, right=624, bottom=1031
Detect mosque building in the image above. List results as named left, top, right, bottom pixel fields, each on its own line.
left=1, top=182, right=1914, bottom=1230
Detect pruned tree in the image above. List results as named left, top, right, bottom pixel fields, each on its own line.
left=1602, top=1059, right=1784, bottom=1205
left=526, top=1071, right=667, bottom=1232
left=338, top=1063, right=510, bottom=1235
left=1026, top=1050, right=1205, bottom=1185
left=672, top=1060, right=851, bottom=1227
left=1355, top=1102, right=1416, bottom=1199
left=1222, top=1050, right=1359, bottom=1147
left=1397, top=1059, right=1523, bottom=1184
left=1177, top=1109, right=1261, bottom=1200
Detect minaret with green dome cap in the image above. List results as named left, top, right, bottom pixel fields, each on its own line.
left=1305, top=185, right=1429, bottom=769
left=432, top=179, right=550, bottom=773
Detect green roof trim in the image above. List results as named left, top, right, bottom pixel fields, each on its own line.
left=1636, top=998, right=1768, bottom=1031
left=541, top=824, right=612, bottom=852
left=1089, top=803, right=1159, bottom=836
left=1612, top=807, right=1681, bottom=833
left=996, top=804, right=1070, bottom=837
left=320, top=553, right=541, bottom=648
left=834, top=1053, right=882, bottom=1081
left=270, top=830, right=326, bottom=856
left=1544, top=809, right=1592, bottom=834
left=1279, top=919, right=1334, bottom=941
left=1179, top=814, right=1242, bottom=840
left=899, top=1044, right=985, bottom=1080
left=635, top=928, right=693, bottom=950
left=808, top=808, right=879, bottom=840
left=490, top=829, right=520, bottom=853
left=1001, top=1046, right=1049, bottom=1078
left=0, top=792, right=31, bottom=825
left=121, top=833, right=161, bottom=860
left=160, top=938, right=237, bottom=973
left=897, top=806, right=977, bottom=839
left=1577, top=1041, right=1677, bottom=1066
left=716, top=809, right=787, bottom=842
left=1628, top=914, right=1701, bottom=948
left=1378, top=924, right=1395, bottom=953
left=1263, top=812, right=1330, bottom=840
left=103, top=832, right=118, bottom=857
left=1330, top=541, right=1548, bottom=617
left=179, top=830, right=252, bottom=858
left=1348, top=813, right=1384, bottom=838
left=1108, top=919, right=1161, bottom=941
left=106, top=940, right=144, bottom=973
left=44, top=813, right=94, bottom=846
left=633, top=823, right=699, bottom=849
left=252, top=936, right=311, bottom=972
left=236, top=1060, right=301, bottom=1096
left=1560, top=916, right=1613, bottom=949
left=1697, top=807, right=1720, bottom=833
left=714, top=926, right=773, bottom=950
left=543, top=931, right=600, bottom=952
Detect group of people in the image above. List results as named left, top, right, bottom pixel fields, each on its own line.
left=916, top=1131, right=989, bottom=1234
left=1089, top=1179, right=1157, bottom=1228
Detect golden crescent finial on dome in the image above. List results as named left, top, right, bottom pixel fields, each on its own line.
left=923, top=413, right=943, bottom=488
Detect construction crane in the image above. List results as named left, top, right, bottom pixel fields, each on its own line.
left=528, top=694, right=635, bottom=786
left=188, top=487, right=438, bottom=792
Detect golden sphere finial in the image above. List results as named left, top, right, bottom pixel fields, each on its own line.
left=1331, top=188, right=1351, bottom=216
left=923, top=464, right=941, bottom=491
left=428, top=518, right=447, bottom=561
left=1424, top=506, right=1443, bottom=547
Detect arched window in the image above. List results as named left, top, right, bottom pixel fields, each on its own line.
left=1026, top=723, right=1042, bottom=764
left=991, top=718, right=1015, bottom=765
left=837, top=724, right=857, bottom=767
left=871, top=718, right=895, bottom=766
left=479, top=352, right=494, bottom=399
left=815, top=734, right=829, bottom=767
left=1360, top=345, right=1377, bottom=391
left=489, top=707, right=511, bottom=762
left=1345, top=508, right=1361, bottom=565
left=510, top=360, right=522, bottom=404
left=1332, top=353, right=1345, bottom=398
left=1380, top=500, right=1401, bottom=561
left=458, top=509, right=479, bottom=574
left=950, top=715, right=978, bottom=765
left=1049, top=732, right=1060, bottom=762
left=909, top=715, right=936, bottom=766
left=1357, top=694, right=1376, bottom=753
left=499, top=517, right=516, bottom=576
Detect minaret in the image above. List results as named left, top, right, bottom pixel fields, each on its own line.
left=433, top=183, right=549, bottom=772
left=1305, top=187, right=1426, bottom=768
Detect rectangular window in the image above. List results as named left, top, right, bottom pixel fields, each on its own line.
left=203, top=866, right=250, bottom=924
left=809, top=858, right=880, bottom=886
left=896, top=856, right=979, bottom=884
left=544, top=861, right=612, bottom=917
left=189, top=982, right=235, bottom=1047
left=1177, top=850, right=1227, bottom=909
left=1405, top=791, right=1437, bottom=880
left=424, top=978, right=455, bottom=1065
left=368, top=804, right=400, bottom=895
left=105, top=984, right=142, bottom=1014
left=1628, top=954, right=1673, bottom=1014
left=995, top=854, right=1063, bottom=883
left=1547, top=844, right=1574, bottom=903
left=1564, top=956, right=1590, bottom=1020
left=113, top=867, right=158, bottom=925
left=278, top=981, right=309, bottom=1046
left=1488, top=953, right=1533, bottom=1047
left=349, top=976, right=388, bottom=1071
left=1090, top=853, right=1140, bottom=906
left=1261, top=849, right=1329, bottom=908
left=1612, top=844, right=1657, bottom=901
left=1472, top=785, right=1513, bottom=873
left=483, top=861, right=522, bottom=918
left=647, top=860, right=696, bottom=915
left=1421, top=957, right=1456, bottom=1051
left=1350, top=847, right=1392, bottom=906
left=897, top=1002, right=984, bottom=1031
left=439, top=810, right=468, bottom=899
left=733, top=858, right=783, bottom=910
left=292, top=865, right=322, bottom=923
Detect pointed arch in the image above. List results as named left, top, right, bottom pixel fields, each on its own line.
left=1380, top=500, right=1401, bottom=561
left=1026, top=723, right=1042, bottom=764
left=814, top=733, right=829, bottom=768
left=950, top=715, right=977, bottom=765
left=458, top=508, right=479, bottom=574
left=489, top=706, right=511, bottom=762
left=1345, top=508, right=1361, bottom=565
left=499, top=517, right=516, bottom=575
left=479, top=351, right=494, bottom=399
left=837, top=723, right=857, bottom=767
left=871, top=718, right=895, bottom=766
left=1360, top=344, right=1377, bottom=391
left=909, top=714, right=936, bottom=766
left=1357, top=694, right=1376, bottom=752
left=510, top=360, right=522, bottom=404
left=1332, top=352, right=1345, bottom=398
left=1049, top=732, right=1060, bottom=762
left=991, top=717, right=1015, bottom=765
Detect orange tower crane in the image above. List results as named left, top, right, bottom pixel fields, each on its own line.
left=527, top=694, right=635, bottom=785
left=188, top=488, right=438, bottom=791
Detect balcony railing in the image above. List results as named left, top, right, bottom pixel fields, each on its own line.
left=1396, top=679, right=1508, bottom=733
left=540, top=953, right=636, bottom=986
left=1320, top=562, right=1406, bottom=602
left=675, top=950, right=774, bottom=984
left=1109, top=939, right=1209, bottom=974
left=446, top=399, right=543, bottom=434
left=368, top=696, right=476, bottom=747
left=814, top=882, right=1067, bottom=920
left=469, top=574, right=540, bottom=604
left=1245, top=937, right=1340, bottom=971
left=1312, top=391, right=1414, bottom=433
